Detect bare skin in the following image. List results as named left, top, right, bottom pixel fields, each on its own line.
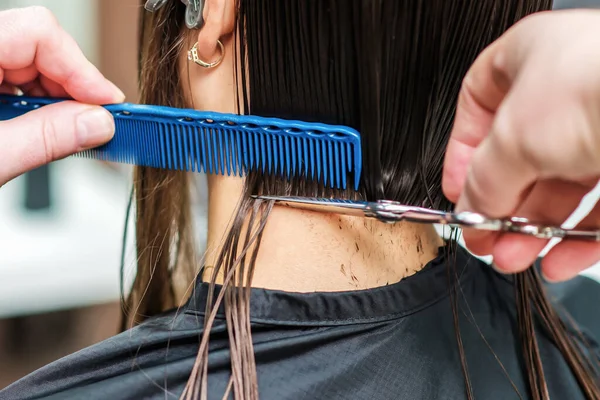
left=203, top=175, right=442, bottom=292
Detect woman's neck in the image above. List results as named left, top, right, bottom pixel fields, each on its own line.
left=203, top=176, right=443, bottom=292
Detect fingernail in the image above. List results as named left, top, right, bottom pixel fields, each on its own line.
left=76, top=108, right=115, bottom=149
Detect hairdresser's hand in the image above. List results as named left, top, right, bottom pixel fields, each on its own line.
left=442, top=10, right=600, bottom=282
left=0, top=6, right=124, bottom=187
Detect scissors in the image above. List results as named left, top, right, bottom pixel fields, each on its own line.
left=253, top=196, right=600, bottom=241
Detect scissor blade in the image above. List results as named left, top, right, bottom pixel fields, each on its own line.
left=253, top=196, right=370, bottom=218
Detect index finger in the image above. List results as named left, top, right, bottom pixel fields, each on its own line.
left=0, top=7, right=124, bottom=104
left=442, top=39, right=512, bottom=204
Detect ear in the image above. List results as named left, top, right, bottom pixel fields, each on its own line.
left=195, top=0, right=236, bottom=62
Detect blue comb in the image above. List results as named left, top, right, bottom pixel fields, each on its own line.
left=0, top=95, right=362, bottom=190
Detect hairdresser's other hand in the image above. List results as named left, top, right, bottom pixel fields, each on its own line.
left=442, top=10, right=600, bottom=282
left=0, top=6, right=124, bottom=187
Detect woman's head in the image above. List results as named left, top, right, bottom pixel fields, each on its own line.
left=144, top=0, right=558, bottom=299
left=125, top=2, right=600, bottom=400
left=155, top=0, right=555, bottom=206
left=131, top=0, right=553, bottom=307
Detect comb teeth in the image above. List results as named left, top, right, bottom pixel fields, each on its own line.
left=75, top=104, right=364, bottom=190
left=0, top=95, right=362, bottom=190
left=78, top=110, right=362, bottom=190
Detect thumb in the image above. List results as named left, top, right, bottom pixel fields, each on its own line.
left=0, top=101, right=114, bottom=185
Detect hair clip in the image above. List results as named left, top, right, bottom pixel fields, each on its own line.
left=144, top=0, right=205, bottom=30
left=183, top=0, right=205, bottom=29
left=144, top=0, right=168, bottom=12
left=253, top=196, right=600, bottom=241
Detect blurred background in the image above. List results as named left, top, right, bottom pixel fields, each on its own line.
left=0, top=0, right=209, bottom=388
left=0, top=0, right=599, bottom=390
left=0, top=0, right=140, bottom=388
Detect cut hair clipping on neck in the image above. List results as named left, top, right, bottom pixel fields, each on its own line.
left=144, top=0, right=205, bottom=30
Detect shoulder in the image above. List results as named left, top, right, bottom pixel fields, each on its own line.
left=461, top=253, right=600, bottom=339
left=0, top=308, right=203, bottom=400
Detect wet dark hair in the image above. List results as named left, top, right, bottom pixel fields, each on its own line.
left=125, top=1, right=600, bottom=399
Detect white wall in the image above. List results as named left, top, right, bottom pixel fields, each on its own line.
left=0, top=0, right=99, bottom=64
left=555, top=0, right=600, bottom=8
left=0, top=0, right=131, bottom=319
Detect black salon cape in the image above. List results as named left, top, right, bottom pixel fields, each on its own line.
left=3, top=246, right=600, bottom=400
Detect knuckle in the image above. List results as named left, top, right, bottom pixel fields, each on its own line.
left=576, top=96, right=600, bottom=165
left=463, top=165, right=489, bottom=211
left=492, top=106, right=541, bottom=172
left=458, top=77, right=477, bottom=111
left=575, top=121, right=600, bottom=172
left=0, top=6, right=56, bottom=33
left=516, top=133, right=542, bottom=173
left=26, top=6, right=59, bottom=39
left=490, top=110, right=519, bottom=156
left=40, top=117, right=59, bottom=164
left=28, top=6, right=58, bottom=26
left=467, top=148, right=510, bottom=217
